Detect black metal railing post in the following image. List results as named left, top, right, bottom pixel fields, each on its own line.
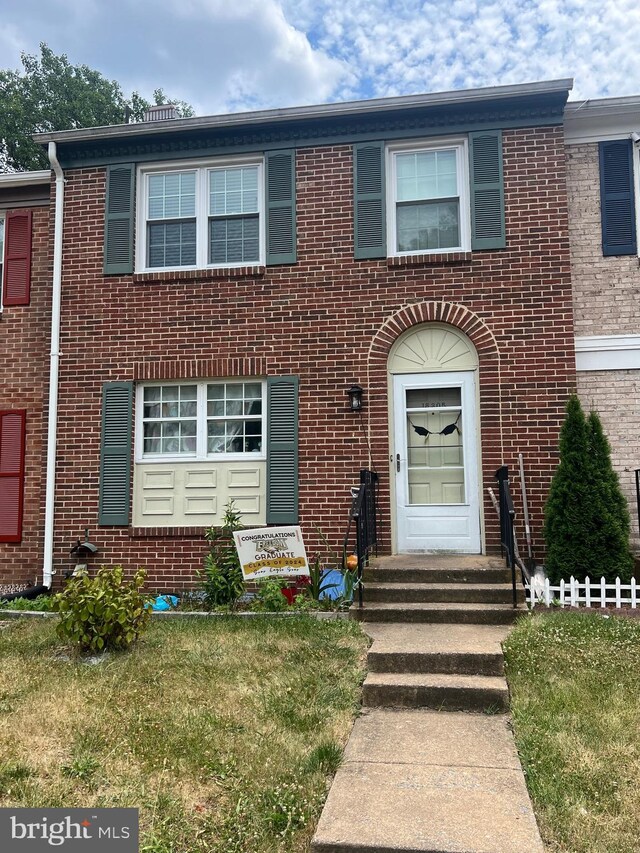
left=635, top=469, right=640, bottom=537
left=495, top=465, right=517, bottom=608
left=344, top=470, right=378, bottom=608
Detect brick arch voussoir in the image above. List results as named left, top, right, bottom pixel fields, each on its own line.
left=368, top=301, right=499, bottom=371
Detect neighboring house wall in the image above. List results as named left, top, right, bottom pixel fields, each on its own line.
left=46, top=119, right=574, bottom=587
left=0, top=183, right=51, bottom=587
left=568, top=142, right=638, bottom=336
left=566, top=136, right=640, bottom=552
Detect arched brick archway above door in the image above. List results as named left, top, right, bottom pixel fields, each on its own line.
left=364, top=300, right=505, bottom=554
left=368, top=301, right=500, bottom=371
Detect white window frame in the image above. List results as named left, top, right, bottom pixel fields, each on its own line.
left=136, top=156, right=265, bottom=273
left=135, top=379, right=266, bottom=463
left=386, top=137, right=471, bottom=258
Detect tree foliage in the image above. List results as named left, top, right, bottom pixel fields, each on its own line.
left=587, top=409, right=634, bottom=582
left=0, top=43, right=194, bottom=172
left=544, top=395, right=633, bottom=583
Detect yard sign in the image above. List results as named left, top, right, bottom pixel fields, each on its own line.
left=233, top=526, right=309, bottom=581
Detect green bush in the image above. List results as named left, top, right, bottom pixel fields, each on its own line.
left=53, top=566, right=150, bottom=653
left=0, top=594, right=54, bottom=611
left=544, top=396, right=633, bottom=583
left=253, top=578, right=290, bottom=612
left=587, top=410, right=633, bottom=581
left=198, top=501, right=245, bottom=609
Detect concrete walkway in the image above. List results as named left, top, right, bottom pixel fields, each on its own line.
left=311, top=556, right=543, bottom=853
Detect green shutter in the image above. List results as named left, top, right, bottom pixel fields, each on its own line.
left=99, top=382, right=133, bottom=525
left=354, top=142, right=386, bottom=259
left=469, top=131, right=505, bottom=250
left=266, top=376, right=299, bottom=524
left=104, top=164, right=135, bottom=274
left=266, top=150, right=296, bottom=265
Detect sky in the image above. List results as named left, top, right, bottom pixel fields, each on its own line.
left=1, top=0, right=640, bottom=116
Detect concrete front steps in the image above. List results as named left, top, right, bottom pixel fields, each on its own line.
left=354, top=601, right=522, bottom=625
left=311, top=555, right=543, bottom=853
left=363, top=622, right=511, bottom=711
left=355, top=556, right=525, bottom=713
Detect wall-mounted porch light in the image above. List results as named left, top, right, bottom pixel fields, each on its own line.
left=346, top=384, right=364, bottom=412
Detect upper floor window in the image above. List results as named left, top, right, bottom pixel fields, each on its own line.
left=387, top=139, right=470, bottom=257
left=136, top=380, right=265, bottom=462
left=137, top=158, right=264, bottom=272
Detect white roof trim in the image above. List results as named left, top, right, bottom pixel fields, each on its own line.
left=565, top=97, right=640, bottom=144
left=0, top=169, right=51, bottom=187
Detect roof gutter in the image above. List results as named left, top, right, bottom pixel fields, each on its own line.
left=42, top=142, right=64, bottom=589
left=34, top=78, right=574, bottom=146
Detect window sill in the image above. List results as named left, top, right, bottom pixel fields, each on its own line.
left=388, top=252, right=473, bottom=267
left=129, top=526, right=206, bottom=538
left=133, top=266, right=266, bottom=284
left=136, top=455, right=266, bottom=464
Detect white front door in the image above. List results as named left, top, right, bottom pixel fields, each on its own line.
left=393, top=371, right=481, bottom=553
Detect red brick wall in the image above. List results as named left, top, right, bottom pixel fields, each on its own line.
left=0, top=205, right=51, bottom=587
left=49, top=125, right=574, bottom=588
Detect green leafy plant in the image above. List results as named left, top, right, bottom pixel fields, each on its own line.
left=53, top=566, right=150, bottom=653
left=342, top=565, right=359, bottom=605
left=253, top=578, right=290, bottom=612
left=305, top=556, right=340, bottom=602
left=198, top=501, right=245, bottom=609
left=0, top=594, right=54, bottom=611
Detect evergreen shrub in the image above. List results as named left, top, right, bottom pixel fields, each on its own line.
left=544, top=396, right=633, bottom=583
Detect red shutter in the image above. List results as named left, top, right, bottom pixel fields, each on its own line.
left=3, top=210, right=32, bottom=306
left=0, top=410, right=26, bottom=543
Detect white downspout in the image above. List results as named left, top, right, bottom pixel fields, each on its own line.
left=43, top=141, right=64, bottom=588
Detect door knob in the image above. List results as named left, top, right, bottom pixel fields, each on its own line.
left=396, top=453, right=401, bottom=472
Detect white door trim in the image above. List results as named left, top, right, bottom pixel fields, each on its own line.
left=392, top=370, right=481, bottom=553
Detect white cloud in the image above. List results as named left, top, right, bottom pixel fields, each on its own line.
left=2, top=0, right=640, bottom=116
left=282, top=0, right=640, bottom=102
left=0, top=0, right=348, bottom=114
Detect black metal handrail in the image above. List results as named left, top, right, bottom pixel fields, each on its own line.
left=344, top=469, right=378, bottom=607
left=495, top=466, right=518, bottom=608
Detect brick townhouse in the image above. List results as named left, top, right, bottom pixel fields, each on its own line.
left=565, top=96, right=640, bottom=550
left=1, top=79, right=578, bottom=589
left=0, top=170, right=51, bottom=587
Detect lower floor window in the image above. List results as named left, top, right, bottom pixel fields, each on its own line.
left=138, top=379, right=265, bottom=461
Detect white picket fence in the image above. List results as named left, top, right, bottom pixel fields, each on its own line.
left=527, top=575, right=639, bottom=608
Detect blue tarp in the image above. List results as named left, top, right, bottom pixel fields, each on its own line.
left=149, top=594, right=179, bottom=611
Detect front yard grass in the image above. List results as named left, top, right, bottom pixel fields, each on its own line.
left=504, top=612, right=640, bottom=853
left=0, top=616, right=368, bottom=852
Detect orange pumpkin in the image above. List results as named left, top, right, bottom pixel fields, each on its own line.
left=345, top=554, right=358, bottom=571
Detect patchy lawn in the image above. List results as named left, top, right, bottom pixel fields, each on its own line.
left=0, top=616, right=368, bottom=852
left=504, top=612, right=640, bottom=853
